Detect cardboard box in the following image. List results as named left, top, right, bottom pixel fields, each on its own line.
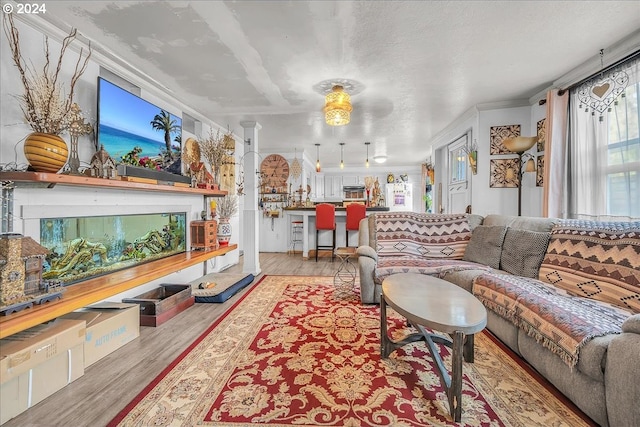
left=0, top=319, right=85, bottom=424
left=60, top=302, right=140, bottom=367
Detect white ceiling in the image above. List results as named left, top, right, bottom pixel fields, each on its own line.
left=32, top=1, right=640, bottom=168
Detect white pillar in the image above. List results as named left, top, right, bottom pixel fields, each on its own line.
left=240, top=121, right=262, bottom=275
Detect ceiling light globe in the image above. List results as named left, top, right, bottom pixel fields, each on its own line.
left=373, top=155, right=387, bottom=164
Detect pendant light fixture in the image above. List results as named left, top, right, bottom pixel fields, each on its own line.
left=339, top=142, right=345, bottom=169
left=324, top=85, right=353, bottom=126
left=315, top=143, right=321, bottom=172
left=365, top=142, right=370, bottom=168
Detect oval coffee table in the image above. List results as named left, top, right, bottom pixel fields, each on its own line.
left=380, top=273, right=487, bottom=422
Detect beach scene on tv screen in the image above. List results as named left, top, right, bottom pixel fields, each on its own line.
left=98, top=78, right=182, bottom=173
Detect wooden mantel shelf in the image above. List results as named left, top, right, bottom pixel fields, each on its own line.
left=0, top=171, right=227, bottom=197
left=0, top=244, right=238, bottom=339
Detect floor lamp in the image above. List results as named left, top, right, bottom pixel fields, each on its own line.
left=503, top=136, right=537, bottom=216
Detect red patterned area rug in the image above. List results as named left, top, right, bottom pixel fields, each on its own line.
left=109, top=275, right=594, bottom=427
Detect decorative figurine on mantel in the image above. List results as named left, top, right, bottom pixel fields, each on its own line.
left=88, top=144, right=118, bottom=179
left=67, top=103, right=94, bottom=175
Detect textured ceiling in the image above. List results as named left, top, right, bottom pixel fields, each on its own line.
left=32, top=1, right=640, bottom=167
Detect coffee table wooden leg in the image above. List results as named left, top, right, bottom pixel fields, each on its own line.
left=463, top=333, right=475, bottom=363
left=380, top=292, right=424, bottom=358
left=450, top=330, right=464, bottom=422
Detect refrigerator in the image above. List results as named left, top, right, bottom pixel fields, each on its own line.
left=386, top=182, right=413, bottom=211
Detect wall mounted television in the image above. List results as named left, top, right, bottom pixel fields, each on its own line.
left=97, top=77, right=183, bottom=176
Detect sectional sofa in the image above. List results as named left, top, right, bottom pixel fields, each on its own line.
left=357, top=212, right=640, bottom=427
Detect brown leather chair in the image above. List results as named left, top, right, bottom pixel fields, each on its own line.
left=345, top=203, right=366, bottom=247
left=315, top=203, right=336, bottom=262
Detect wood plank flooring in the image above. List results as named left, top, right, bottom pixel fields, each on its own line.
left=2, top=253, right=341, bottom=427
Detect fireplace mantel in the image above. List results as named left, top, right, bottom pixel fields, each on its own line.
left=0, top=171, right=227, bottom=196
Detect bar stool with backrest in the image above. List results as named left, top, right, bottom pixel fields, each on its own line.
left=315, top=203, right=336, bottom=262
left=345, top=203, right=367, bottom=247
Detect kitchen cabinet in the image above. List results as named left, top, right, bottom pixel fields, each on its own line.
left=313, top=173, right=325, bottom=199
left=342, top=176, right=363, bottom=186
left=324, top=175, right=343, bottom=199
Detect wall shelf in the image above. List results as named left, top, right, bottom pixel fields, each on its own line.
left=0, top=171, right=228, bottom=197
left=0, top=244, right=238, bottom=338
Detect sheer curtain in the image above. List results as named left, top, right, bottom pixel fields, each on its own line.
left=543, top=89, right=569, bottom=218
left=568, top=57, right=640, bottom=221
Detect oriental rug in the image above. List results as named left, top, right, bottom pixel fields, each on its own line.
left=109, top=275, right=594, bottom=427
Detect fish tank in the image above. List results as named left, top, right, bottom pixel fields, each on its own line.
left=39, top=212, right=186, bottom=285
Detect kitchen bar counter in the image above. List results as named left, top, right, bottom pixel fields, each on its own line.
left=284, top=206, right=389, bottom=259
left=283, top=206, right=389, bottom=211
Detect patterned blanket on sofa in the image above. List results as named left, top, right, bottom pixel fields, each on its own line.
left=374, top=212, right=472, bottom=258
left=473, top=273, right=630, bottom=368
left=538, top=219, right=640, bottom=314
left=375, top=256, right=491, bottom=285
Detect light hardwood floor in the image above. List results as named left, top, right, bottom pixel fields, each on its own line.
left=3, top=253, right=341, bottom=427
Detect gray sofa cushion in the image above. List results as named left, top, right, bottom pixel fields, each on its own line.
left=500, top=229, right=550, bottom=278
left=462, top=225, right=507, bottom=269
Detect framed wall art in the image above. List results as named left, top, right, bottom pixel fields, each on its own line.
left=537, top=118, right=546, bottom=152
left=490, top=124, right=521, bottom=155
left=536, top=155, right=544, bottom=187
left=490, top=158, right=519, bottom=188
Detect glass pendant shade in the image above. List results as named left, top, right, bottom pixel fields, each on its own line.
left=315, top=144, right=321, bottom=172
left=525, top=158, right=536, bottom=173
left=324, top=85, right=353, bottom=126
left=503, top=136, right=537, bottom=153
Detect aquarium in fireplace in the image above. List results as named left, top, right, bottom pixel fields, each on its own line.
left=40, top=212, right=186, bottom=285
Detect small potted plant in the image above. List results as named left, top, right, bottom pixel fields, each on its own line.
left=216, top=195, right=238, bottom=246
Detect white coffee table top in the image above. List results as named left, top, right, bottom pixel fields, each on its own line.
left=382, top=273, right=487, bottom=335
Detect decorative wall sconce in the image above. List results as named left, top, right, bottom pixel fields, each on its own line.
left=339, top=142, right=345, bottom=169
left=315, top=143, right=321, bottom=172
left=462, top=139, right=478, bottom=175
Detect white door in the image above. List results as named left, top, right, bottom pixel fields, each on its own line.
left=447, top=133, right=471, bottom=214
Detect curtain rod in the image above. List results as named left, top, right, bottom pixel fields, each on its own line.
left=558, top=49, right=640, bottom=96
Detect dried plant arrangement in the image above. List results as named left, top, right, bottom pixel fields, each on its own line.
left=217, top=195, right=238, bottom=219
left=3, top=13, right=91, bottom=135
left=199, top=129, right=231, bottom=178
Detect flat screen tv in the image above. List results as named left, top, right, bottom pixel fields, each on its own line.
left=97, top=77, right=183, bottom=175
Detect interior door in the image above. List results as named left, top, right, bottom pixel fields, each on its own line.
left=447, top=133, right=471, bottom=214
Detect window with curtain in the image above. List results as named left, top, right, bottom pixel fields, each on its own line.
left=569, top=56, right=640, bottom=220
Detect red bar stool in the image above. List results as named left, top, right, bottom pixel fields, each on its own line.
left=345, top=203, right=367, bottom=247
left=315, top=203, right=336, bottom=262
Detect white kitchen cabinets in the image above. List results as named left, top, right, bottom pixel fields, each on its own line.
left=324, top=175, right=343, bottom=199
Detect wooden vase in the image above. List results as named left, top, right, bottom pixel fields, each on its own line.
left=24, top=132, right=69, bottom=173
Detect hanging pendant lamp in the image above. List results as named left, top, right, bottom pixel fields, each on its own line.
left=365, top=142, right=370, bottom=168
left=324, top=85, right=353, bottom=126
left=315, top=143, right=321, bottom=172
left=339, top=142, right=345, bottom=169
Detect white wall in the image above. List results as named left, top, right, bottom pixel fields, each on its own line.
left=429, top=102, right=548, bottom=218
left=476, top=105, right=536, bottom=217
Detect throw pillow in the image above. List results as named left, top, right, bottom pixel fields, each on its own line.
left=500, top=229, right=550, bottom=278
left=462, top=225, right=507, bottom=269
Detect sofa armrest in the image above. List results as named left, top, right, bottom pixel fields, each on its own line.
left=604, top=329, right=640, bottom=426
left=622, top=313, right=640, bottom=334
left=356, top=245, right=378, bottom=262
left=357, top=245, right=379, bottom=304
